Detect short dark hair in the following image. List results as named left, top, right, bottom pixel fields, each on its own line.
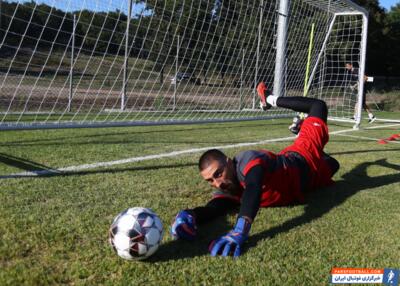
left=198, top=149, right=227, bottom=171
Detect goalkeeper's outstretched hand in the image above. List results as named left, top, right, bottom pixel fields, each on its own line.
left=209, top=217, right=251, bottom=257
left=170, top=210, right=197, bottom=240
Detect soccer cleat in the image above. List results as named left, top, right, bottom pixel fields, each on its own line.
left=257, top=82, right=272, bottom=111
left=368, top=115, right=376, bottom=123
left=288, top=115, right=304, bottom=135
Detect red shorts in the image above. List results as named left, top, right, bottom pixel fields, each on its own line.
left=280, top=116, right=333, bottom=189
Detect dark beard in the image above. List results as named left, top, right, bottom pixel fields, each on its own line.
left=222, top=179, right=242, bottom=195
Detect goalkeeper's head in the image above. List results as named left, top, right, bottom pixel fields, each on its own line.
left=198, top=149, right=240, bottom=194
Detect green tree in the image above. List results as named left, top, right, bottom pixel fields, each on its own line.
left=384, top=3, right=400, bottom=76
left=352, top=0, right=388, bottom=75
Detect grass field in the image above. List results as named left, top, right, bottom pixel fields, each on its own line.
left=0, top=112, right=399, bottom=285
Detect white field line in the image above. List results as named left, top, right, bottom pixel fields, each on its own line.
left=2, top=123, right=400, bottom=179
left=1, top=136, right=296, bottom=178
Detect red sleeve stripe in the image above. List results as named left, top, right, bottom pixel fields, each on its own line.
left=243, top=158, right=265, bottom=176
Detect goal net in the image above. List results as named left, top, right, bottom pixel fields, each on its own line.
left=0, top=0, right=368, bottom=129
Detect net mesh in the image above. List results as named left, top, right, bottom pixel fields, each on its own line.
left=0, top=0, right=367, bottom=129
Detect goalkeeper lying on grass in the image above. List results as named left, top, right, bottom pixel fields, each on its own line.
left=171, top=84, right=340, bottom=257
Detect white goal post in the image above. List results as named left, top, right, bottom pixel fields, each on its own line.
left=0, top=0, right=368, bottom=130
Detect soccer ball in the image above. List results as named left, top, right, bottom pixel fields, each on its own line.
left=109, top=207, right=164, bottom=260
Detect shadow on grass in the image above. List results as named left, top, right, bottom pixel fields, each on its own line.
left=0, top=152, right=56, bottom=173
left=246, top=159, right=400, bottom=251
left=148, top=216, right=233, bottom=263
left=153, top=159, right=400, bottom=261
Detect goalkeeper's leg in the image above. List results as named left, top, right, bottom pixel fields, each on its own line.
left=266, top=96, right=328, bottom=123
left=273, top=96, right=340, bottom=176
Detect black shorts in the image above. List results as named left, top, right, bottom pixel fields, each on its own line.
left=361, top=90, right=368, bottom=108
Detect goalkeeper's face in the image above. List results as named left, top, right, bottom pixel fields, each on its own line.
left=200, top=158, right=240, bottom=194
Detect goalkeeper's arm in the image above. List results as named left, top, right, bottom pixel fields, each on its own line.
left=172, top=165, right=264, bottom=240
left=208, top=165, right=264, bottom=257
left=237, top=164, right=264, bottom=222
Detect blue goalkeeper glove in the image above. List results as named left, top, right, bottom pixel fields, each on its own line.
left=209, top=217, right=251, bottom=257
left=170, top=210, right=197, bottom=240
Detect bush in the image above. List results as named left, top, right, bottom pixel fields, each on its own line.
left=384, top=91, right=400, bottom=111
left=368, top=90, right=400, bottom=111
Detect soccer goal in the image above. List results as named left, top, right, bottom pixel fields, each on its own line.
left=0, top=0, right=368, bottom=130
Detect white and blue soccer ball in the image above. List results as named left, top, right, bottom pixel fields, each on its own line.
left=109, top=207, right=164, bottom=260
